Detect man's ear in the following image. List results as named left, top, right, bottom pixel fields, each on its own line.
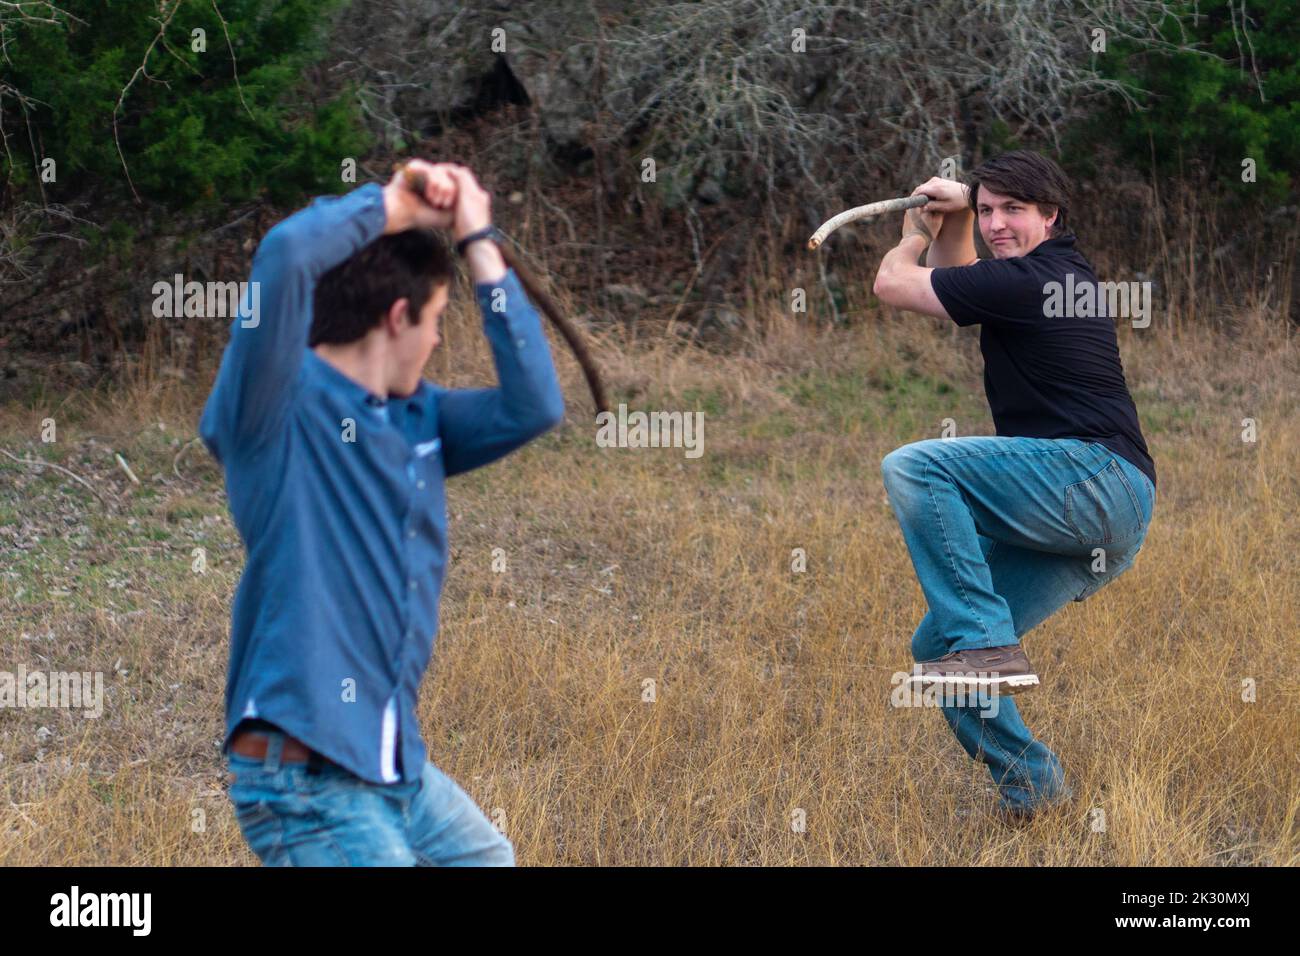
left=382, top=297, right=411, bottom=337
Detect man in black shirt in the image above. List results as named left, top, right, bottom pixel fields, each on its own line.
left=872, top=150, right=1156, bottom=820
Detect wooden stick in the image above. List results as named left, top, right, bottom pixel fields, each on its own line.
left=0, top=448, right=113, bottom=506
left=393, top=162, right=609, bottom=414
left=807, top=195, right=931, bottom=250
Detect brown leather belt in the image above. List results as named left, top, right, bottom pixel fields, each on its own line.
left=229, top=720, right=334, bottom=772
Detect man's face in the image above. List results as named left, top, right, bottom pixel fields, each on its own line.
left=975, top=185, right=1057, bottom=258
left=390, top=281, right=449, bottom=395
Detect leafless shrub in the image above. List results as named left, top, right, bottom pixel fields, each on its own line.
left=333, top=0, right=1193, bottom=222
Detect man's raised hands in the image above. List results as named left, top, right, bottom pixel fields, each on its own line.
left=382, top=159, right=458, bottom=235
left=910, top=176, right=972, bottom=214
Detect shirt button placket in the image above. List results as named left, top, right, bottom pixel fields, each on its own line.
left=398, top=484, right=416, bottom=773
left=401, top=447, right=423, bottom=758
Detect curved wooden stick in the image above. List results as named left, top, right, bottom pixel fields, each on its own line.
left=393, top=162, right=609, bottom=414
left=807, top=195, right=931, bottom=250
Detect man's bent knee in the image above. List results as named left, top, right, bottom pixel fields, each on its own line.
left=882, top=443, right=928, bottom=499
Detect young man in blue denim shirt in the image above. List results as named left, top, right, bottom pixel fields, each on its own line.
left=873, top=151, right=1156, bottom=821
left=201, top=161, right=564, bottom=864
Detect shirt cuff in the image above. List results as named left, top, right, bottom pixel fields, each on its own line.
left=357, top=181, right=387, bottom=239
left=474, top=266, right=518, bottom=293
left=474, top=267, right=526, bottom=316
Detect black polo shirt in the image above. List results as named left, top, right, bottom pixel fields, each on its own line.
left=929, top=233, right=1156, bottom=489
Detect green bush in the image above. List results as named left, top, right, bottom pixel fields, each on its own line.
left=1, top=0, right=370, bottom=209
left=1090, top=0, right=1297, bottom=199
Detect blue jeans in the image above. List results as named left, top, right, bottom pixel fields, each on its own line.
left=227, top=731, right=515, bottom=866
left=881, top=436, right=1155, bottom=813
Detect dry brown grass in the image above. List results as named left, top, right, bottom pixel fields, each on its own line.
left=1, top=286, right=1296, bottom=866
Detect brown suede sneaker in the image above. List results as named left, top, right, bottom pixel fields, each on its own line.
left=914, top=644, right=1040, bottom=695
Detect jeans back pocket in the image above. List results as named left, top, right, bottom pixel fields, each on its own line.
left=1064, top=459, right=1143, bottom=546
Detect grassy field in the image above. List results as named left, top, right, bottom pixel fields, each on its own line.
left=1, top=294, right=1297, bottom=866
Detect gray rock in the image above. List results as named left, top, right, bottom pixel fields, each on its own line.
left=499, top=17, right=595, bottom=149
left=695, top=178, right=724, bottom=204
left=698, top=306, right=744, bottom=334
left=603, top=283, right=648, bottom=305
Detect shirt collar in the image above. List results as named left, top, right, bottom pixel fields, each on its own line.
left=305, top=349, right=380, bottom=409
left=304, top=349, right=430, bottom=416
left=388, top=380, right=431, bottom=418
left=1027, top=233, right=1077, bottom=257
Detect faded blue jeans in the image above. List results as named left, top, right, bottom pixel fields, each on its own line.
left=881, top=436, right=1155, bottom=813
left=227, top=730, right=515, bottom=866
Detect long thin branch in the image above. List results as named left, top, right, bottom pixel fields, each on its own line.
left=0, top=447, right=114, bottom=506
left=112, top=0, right=183, bottom=204
left=212, top=0, right=254, bottom=120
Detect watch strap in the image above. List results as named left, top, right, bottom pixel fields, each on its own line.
left=455, top=225, right=501, bottom=257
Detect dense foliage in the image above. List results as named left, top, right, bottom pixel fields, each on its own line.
left=0, top=0, right=369, bottom=208
left=1091, top=0, right=1297, bottom=198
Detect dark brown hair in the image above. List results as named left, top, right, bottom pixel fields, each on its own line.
left=967, top=150, right=1072, bottom=237
left=310, top=229, right=454, bottom=346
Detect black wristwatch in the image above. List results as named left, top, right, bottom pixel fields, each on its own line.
left=455, top=225, right=501, bottom=257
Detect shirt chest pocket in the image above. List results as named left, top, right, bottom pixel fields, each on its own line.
left=403, top=438, right=447, bottom=551
left=406, top=437, right=442, bottom=485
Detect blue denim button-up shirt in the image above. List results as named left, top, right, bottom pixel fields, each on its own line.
left=200, top=182, right=564, bottom=784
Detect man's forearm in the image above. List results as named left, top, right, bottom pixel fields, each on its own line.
left=432, top=269, right=564, bottom=476
left=202, top=184, right=386, bottom=451
left=925, top=209, right=978, bottom=267
left=464, top=240, right=506, bottom=284
left=270, top=183, right=387, bottom=279
left=877, top=233, right=931, bottom=288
